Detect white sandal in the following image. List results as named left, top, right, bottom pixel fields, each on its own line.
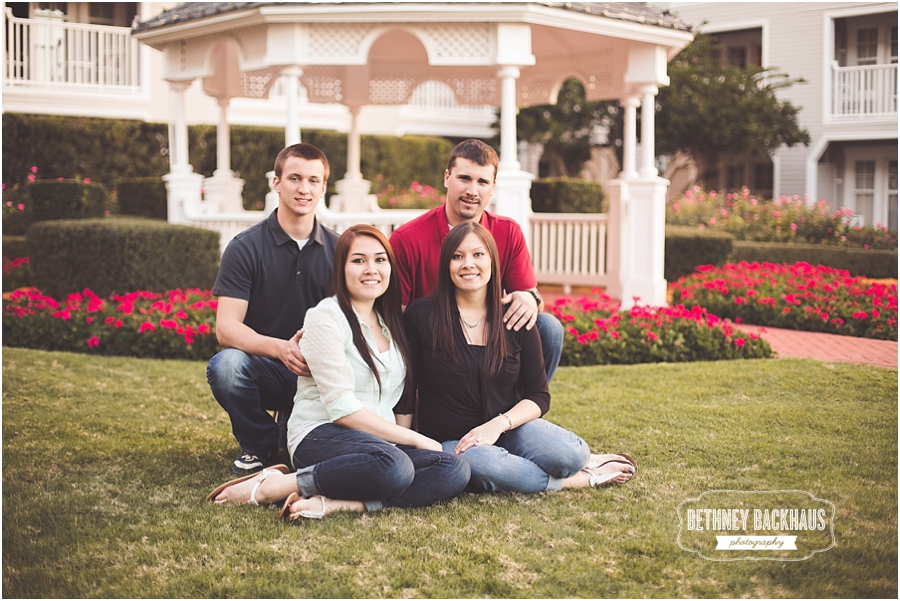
left=206, top=464, right=291, bottom=503
left=279, top=493, right=327, bottom=520
left=582, top=459, right=635, bottom=488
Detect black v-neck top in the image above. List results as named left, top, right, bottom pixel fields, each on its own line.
left=404, top=295, right=551, bottom=442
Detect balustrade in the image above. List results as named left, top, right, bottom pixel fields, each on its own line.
left=832, top=62, right=898, bottom=118
left=4, top=8, right=140, bottom=90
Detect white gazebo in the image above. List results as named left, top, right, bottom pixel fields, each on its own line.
left=132, top=1, right=692, bottom=308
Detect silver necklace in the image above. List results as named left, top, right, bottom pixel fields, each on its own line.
left=460, top=313, right=485, bottom=329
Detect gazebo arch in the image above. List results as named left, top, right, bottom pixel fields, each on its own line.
left=133, top=2, right=693, bottom=308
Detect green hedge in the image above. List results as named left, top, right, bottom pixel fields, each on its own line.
left=530, top=177, right=606, bottom=213
left=3, top=235, right=27, bottom=259
left=27, top=218, right=219, bottom=298
left=731, top=241, right=898, bottom=279
left=117, top=177, right=168, bottom=220
left=665, top=225, right=735, bottom=281
left=29, top=180, right=111, bottom=224
left=4, top=114, right=453, bottom=213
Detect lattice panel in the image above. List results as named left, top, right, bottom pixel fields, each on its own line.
left=419, top=24, right=492, bottom=62
left=303, top=73, right=344, bottom=103
left=178, top=38, right=208, bottom=75
left=519, top=75, right=556, bottom=105
left=233, top=25, right=268, bottom=63
left=307, top=24, right=375, bottom=61
left=368, top=78, right=417, bottom=104
left=240, top=68, right=278, bottom=98
left=446, top=78, right=499, bottom=105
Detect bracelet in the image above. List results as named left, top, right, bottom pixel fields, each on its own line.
left=500, top=413, right=515, bottom=431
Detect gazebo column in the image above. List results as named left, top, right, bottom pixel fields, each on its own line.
left=605, top=93, right=640, bottom=301
left=617, top=84, right=668, bottom=309
left=494, top=65, right=534, bottom=241
left=162, top=80, right=203, bottom=225
left=332, top=105, right=377, bottom=212
left=266, top=65, right=304, bottom=213
left=282, top=65, right=303, bottom=146
left=621, top=95, right=640, bottom=179
left=203, top=96, right=245, bottom=214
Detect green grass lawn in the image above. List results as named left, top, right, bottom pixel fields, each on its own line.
left=3, top=348, right=897, bottom=598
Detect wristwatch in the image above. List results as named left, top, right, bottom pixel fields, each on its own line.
left=526, top=289, right=543, bottom=308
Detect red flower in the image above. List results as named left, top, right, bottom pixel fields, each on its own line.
left=86, top=336, right=100, bottom=347
left=138, top=322, right=155, bottom=333
left=734, top=338, right=746, bottom=346
left=197, top=323, right=211, bottom=335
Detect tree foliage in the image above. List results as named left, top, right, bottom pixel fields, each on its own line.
left=657, top=34, right=810, bottom=184
left=511, top=78, right=619, bottom=177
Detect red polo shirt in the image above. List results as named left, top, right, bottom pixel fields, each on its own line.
left=390, top=205, right=537, bottom=306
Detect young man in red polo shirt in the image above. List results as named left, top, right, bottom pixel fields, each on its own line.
left=390, top=139, right=563, bottom=380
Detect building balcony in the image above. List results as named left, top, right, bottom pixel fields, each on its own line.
left=3, top=8, right=141, bottom=93
left=830, top=61, right=898, bottom=121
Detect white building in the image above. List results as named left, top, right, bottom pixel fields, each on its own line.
left=665, top=2, right=898, bottom=230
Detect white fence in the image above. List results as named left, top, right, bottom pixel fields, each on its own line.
left=529, top=213, right=610, bottom=290
left=4, top=9, right=140, bottom=89
left=191, top=208, right=611, bottom=292
left=832, top=62, right=898, bottom=118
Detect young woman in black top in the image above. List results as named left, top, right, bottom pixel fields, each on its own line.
left=404, top=222, right=635, bottom=493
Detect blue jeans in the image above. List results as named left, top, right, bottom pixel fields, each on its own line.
left=536, top=313, right=564, bottom=382
left=207, top=348, right=296, bottom=456
left=293, top=423, right=470, bottom=512
left=442, top=418, right=589, bottom=494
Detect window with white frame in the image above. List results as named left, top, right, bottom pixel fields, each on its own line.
left=855, top=160, right=876, bottom=225
left=857, top=27, right=878, bottom=65
left=889, top=160, right=898, bottom=231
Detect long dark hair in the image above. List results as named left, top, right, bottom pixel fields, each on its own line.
left=429, top=221, right=507, bottom=377
left=330, top=225, right=413, bottom=399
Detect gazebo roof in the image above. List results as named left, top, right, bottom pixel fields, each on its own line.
left=134, top=2, right=692, bottom=33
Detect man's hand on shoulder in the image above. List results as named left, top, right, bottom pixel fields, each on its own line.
left=501, top=289, right=539, bottom=331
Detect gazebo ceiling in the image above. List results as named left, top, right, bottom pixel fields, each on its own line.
left=133, top=2, right=693, bottom=108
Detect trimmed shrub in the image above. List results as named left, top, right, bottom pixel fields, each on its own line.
left=3, top=235, right=27, bottom=259
left=29, top=180, right=112, bottom=224
left=531, top=178, right=606, bottom=213
left=117, top=177, right=168, bottom=220
left=4, top=114, right=454, bottom=213
left=665, top=225, right=734, bottom=281
left=2, top=185, right=30, bottom=235
left=2, top=256, right=31, bottom=292
left=27, top=218, right=219, bottom=298
left=731, top=241, right=898, bottom=279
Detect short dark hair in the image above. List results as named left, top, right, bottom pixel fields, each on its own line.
left=446, top=139, right=499, bottom=180
left=274, top=143, right=330, bottom=181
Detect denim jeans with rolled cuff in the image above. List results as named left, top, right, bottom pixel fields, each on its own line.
left=292, top=423, right=470, bottom=512
left=207, top=348, right=296, bottom=457
left=442, top=418, right=589, bottom=494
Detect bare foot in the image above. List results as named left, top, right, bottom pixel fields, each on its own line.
left=588, top=453, right=633, bottom=470
left=563, top=461, right=634, bottom=489
left=284, top=496, right=366, bottom=520
left=213, top=470, right=297, bottom=505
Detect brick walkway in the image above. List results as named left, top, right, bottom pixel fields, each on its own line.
left=538, top=286, right=898, bottom=369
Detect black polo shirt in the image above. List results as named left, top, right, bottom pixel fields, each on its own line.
left=213, top=209, right=338, bottom=340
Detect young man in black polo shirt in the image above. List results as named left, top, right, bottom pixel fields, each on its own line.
left=208, top=143, right=339, bottom=475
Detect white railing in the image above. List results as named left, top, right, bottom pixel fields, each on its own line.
left=832, top=62, right=898, bottom=118
left=4, top=8, right=140, bottom=90
left=185, top=206, right=611, bottom=292
left=530, top=213, right=610, bottom=291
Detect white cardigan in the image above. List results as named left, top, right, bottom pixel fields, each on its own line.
left=286, top=296, right=405, bottom=456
